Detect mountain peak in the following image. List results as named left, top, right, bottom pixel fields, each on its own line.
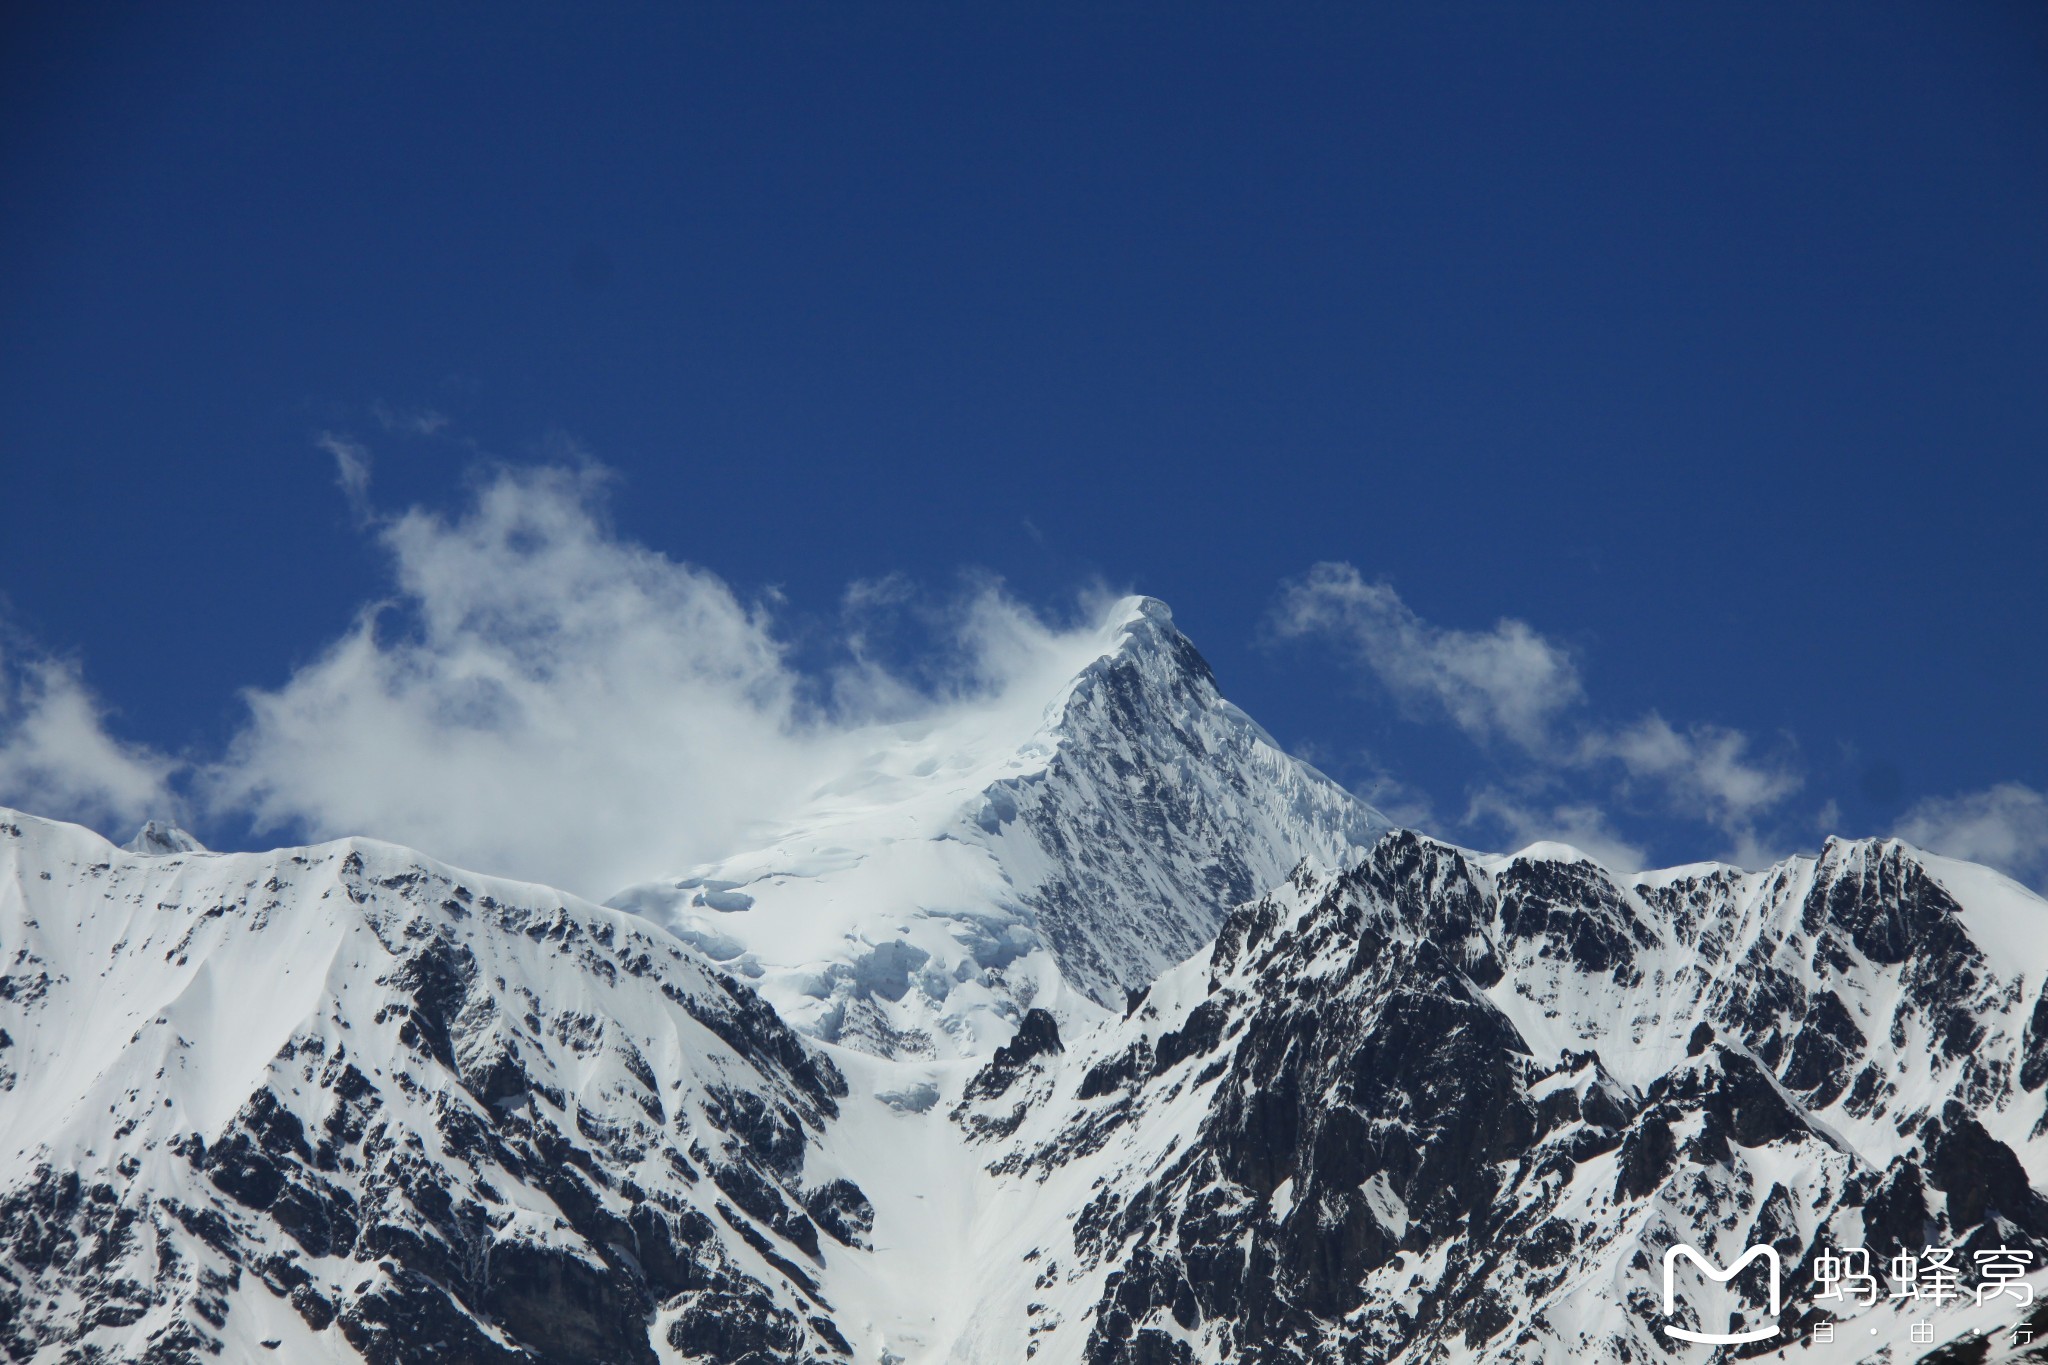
left=611, top=595, right=1389, bottom=1058
left=1101, top=594, right=1202, bottom=668
left=1106, top=592, right=1175, bottom=637
left=121, top=819, right=208, bottom=855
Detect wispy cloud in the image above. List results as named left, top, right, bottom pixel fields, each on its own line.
left=0, top=646, right=178, bottom=834
left=1894, top=782, right=2048, bottom=888
left=1343, top=755, right=1441, bottom=833
left=1462, top=787, right=1649, bottom=873
left=1272, top=562, right=1800, bottom=868
left=318, top=432, right=375, bottom=524
left=1577, top=715, right=1800, bottom=837
left=190, top=454, right=1124, bottom=897
left=11, top=476, right=2035, bottom=895
left=1272, top=563, right=1581, bottom=751
left=204, top=463, right=817, bottom=894
left=371, top=401, right=451, bottom=436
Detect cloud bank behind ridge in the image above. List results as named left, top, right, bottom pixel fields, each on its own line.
left=1267, top=560, right=2043, bottom=885
left=0, top=462, right=1128, bottom=898
left=0, top=648, right=176, bottom=836
left=2, top=462, right=2044, bottom=894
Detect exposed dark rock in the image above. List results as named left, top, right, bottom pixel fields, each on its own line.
left=1686, top=1021, right=1714, bottom=1056
left=994, top=1008, right=1065, bottom=1069
left=665, top=1287, right=807, bottom=1364
left=1614, top=1116, right=1677, bottom=1200
left=961, top=1008, right=1066, bottom=1104
left=803, top=1178, right=874, bottom=1249
left=1151, top=1000, right=1225, bottom=1075
left=1922, top=1102, right=2048, bottom=1235
left=2024, top=983, right=2048, bottom=1092
left=1497, top=856, right=1654, bottom=975
left=1778, top=990, right=1866, bottom=1107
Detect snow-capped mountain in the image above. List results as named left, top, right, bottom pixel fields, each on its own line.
left=5, top=596, right=2048, bottom=1365
left=609, top=598, right=1390, bottom=1059
left=947, top=831, right=2048, bottom=1364
left=0, top=811, right=870, bottom=1364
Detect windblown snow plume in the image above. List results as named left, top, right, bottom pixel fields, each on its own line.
left=206, top=466, right=1140, bottom=899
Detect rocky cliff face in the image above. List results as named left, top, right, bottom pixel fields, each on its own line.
left=990, top=599, right=1389, bottom=1012
left=949, top=832, right=2048, bottom=1365
left=0, top=813, right=865, bottom=1365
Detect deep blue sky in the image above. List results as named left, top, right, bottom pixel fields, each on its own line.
left=3, top=3, right=2045, bottom=874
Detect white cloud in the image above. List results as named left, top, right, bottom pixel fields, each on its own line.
left=1894, top=783, right=2048, bottom=889
left=1463, top=787, right=1649, bottom=872
left=1272, top=562, right=1801, bottom=866
left=201, top=462, right=1118, bottom=899
left=371, top=402, right=451, bottom=436
left=1271, top=563, right=1582, bottom=751
left=1815, top=798, right=1843, bottom=834
left=1579, top=714, right=1800, bottom=834
left=842, top=573, right=915, bottom=614
left=0, top=648, right=178, bottom=834
left=205, top=464, right=810, bottom=896
left=319, top=432, right=375, bottom=523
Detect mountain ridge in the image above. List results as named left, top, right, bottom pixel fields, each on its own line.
left=0, top=810, right=867, bottom=1365
left=4, top=598, right=2047, bottom=1365
left=7, top=804, right=2047, bottom=1363
left=948, top=828, right=2048, bottom=1364
left=608, top=595, right=1390, bottom=1059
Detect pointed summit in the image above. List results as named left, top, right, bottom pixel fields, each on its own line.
left=1071, top=595, right=1210, bottom=688
left=122, top=820, right=208, bottom=855
left=1102, top=592, right=1179, bottom=642
left=1015, top=595, right=1387, bottom=1005
left=611, top=595, right=1390, bottom=1058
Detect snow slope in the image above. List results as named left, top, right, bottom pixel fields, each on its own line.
left=0, top=810, right=868, bottom=1365
left=609, top=597, right=1390, bottom=1060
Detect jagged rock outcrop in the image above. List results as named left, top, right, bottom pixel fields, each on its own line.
left=950, top=831, right=2048, bottom=1365
left=0, top=813, right=862, bottom=1364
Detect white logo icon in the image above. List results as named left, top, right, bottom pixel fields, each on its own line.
left=1662, top=1244, right=1781, bottom=1345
